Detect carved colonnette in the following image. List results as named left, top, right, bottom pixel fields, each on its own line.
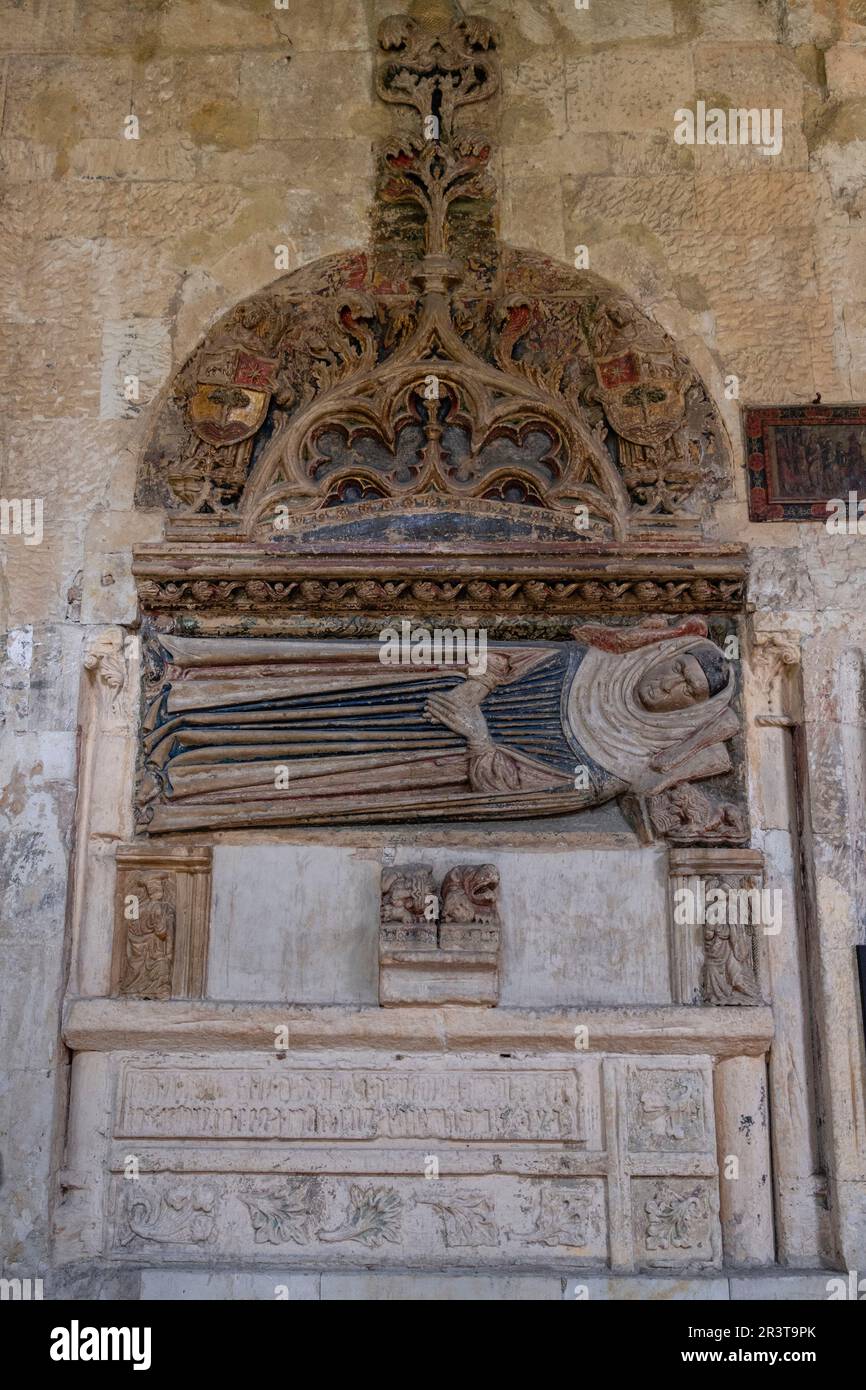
left=665, top=839, right=775, bottom=1262
left=69, top=628, right=138, bottom=1000
left=740, top=627, right=827, bottom=1265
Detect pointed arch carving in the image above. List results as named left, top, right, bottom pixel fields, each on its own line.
left=133, top=1, right=744, bottom=626
left=137, top=246, right=725, bottom=548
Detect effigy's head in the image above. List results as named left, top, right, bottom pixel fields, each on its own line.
left=636, top=644, right=730, bottom=713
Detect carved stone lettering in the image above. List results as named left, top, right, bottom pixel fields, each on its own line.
left=117, top=1067, right=583, bottom=1143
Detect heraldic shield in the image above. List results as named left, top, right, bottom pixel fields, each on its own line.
left=187, top=348, right=278, bottom=447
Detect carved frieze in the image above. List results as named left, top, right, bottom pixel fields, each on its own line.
left=133, top=554, right=747, bottom=621
left=110, top=1173, right=610, bottom=1264
left=111, top=846, right=212, bottom=1001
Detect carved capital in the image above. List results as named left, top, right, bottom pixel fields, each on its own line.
left=749, top=630, right=801, bottom=722
left=83, top=627, right=128, bottom=717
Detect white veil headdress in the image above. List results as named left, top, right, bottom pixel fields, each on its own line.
left=567, top=632, right=735, bottom=794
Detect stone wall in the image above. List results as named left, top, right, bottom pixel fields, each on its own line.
left=3, top=0, right=866, bottom=1293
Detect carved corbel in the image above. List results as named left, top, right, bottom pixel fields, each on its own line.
left=83, top=626, right=129, bottom=720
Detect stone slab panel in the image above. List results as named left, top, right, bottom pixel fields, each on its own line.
left=695, top=173, right=820, bottom=233
left=496, top=846, right=671, bottom=1007
left=730, top=1272, right=847, bottom=1300
left=566, top=1275, right=729, bottom=1300
left=139, top=1271, right=320, bottom=1301
left=564, top=174, right=698, bottom=235
left=240, top=52, right=375, bottom=142
left=208, top=844, right=379, bottom=1004
left=566, top=48, right=695, bottom=133
left=322, top=1274, right=560, bottom=1300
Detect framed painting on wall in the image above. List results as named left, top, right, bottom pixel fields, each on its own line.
left=745, top=404, right=866, bottom=521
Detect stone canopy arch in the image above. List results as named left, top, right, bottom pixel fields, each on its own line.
left=133, top=0, right=744, bottom=626
left=137, top=245, right=727, bottom=549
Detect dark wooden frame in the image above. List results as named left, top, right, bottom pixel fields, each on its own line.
left=745, top=403, right=866, bottom=522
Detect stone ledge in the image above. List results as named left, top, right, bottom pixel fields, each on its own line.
left=62, top=997, right=774, bottom=1056
left=36, top=1266, right=846, bottom=1301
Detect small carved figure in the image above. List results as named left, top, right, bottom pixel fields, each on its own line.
left=120, top=875, right=175, bottom=1001
left=381, top=868, right=433, bottom=924
left=650, top=782, right=747, bottom=843
left=440, top=864, right=499, bottom=924
left=702, top=915, right=761, bottom=1005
